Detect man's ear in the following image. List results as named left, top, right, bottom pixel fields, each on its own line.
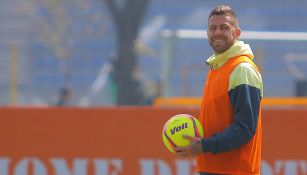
left=235, top=28, right=241, bottom=38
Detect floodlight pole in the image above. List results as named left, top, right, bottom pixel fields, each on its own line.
left=161, top=30, right=177, bottom=97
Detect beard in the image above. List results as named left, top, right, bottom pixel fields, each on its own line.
left=209, top=38, right=233, bottom=53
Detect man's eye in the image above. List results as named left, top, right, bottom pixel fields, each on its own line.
left=209, top=27, right=216, bottom=31
left=221, top=25, right=230, bottom=30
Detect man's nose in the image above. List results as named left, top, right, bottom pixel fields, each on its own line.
left=214, top=28, right=223, bottom=35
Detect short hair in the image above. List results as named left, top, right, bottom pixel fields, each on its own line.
left=208, top=5, right=239, bottom=27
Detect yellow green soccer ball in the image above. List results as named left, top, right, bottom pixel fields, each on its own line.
left=162, top=114, right=204, bottom=154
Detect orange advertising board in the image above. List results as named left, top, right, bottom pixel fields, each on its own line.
left=0, top=107, right=306, bottom=175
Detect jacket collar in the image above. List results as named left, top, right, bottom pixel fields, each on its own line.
left=206, top=40, right=254, bottom=70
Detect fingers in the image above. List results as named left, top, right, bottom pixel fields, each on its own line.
left=174, top=146, right=186, bottom=153
left=175, top=146, right=198, bottom=157
left=182, top=134, right=198, bottom=142
left=176, top=150, right=190, bottom=157
left=174, top=135, right=202, bottom=157
left=175, top=146, right=192, bottom=157
left=174, top=135, right=203, bottom=157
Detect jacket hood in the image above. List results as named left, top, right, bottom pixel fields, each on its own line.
left=206, top=40, right=254, bottom=70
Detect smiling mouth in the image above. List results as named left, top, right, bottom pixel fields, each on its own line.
left=213, top=40, right=224, bottom=44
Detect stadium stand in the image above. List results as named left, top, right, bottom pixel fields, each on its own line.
left=1, top=0, right=307, bottom=105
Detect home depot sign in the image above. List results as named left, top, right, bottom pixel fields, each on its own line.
left=0, top=158, right=306, bottom=175
left=0, top=107, right=306, bottom=175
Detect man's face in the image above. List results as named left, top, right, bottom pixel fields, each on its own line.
left=207, top=15, right=241, bottom=53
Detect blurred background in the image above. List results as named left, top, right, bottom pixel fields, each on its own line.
left=1, top=0, right=307, bottom=106
left=1, top=1, right=307, bottom=174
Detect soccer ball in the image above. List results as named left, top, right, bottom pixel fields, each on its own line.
left=162, top=114, right=204, bottom=154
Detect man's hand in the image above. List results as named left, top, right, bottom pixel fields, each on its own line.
left=175, top=134, right=203, bottom=157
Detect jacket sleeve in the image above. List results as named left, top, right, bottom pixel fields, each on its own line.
left=201, top=62, right=262, bottom=154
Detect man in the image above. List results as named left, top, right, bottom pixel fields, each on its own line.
left=175, top=5, right=263, bottom=175
left=56, top=87, right=72, bottom=106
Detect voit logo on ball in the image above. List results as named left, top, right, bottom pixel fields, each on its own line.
left=162, top=114, right=204, bottom=154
